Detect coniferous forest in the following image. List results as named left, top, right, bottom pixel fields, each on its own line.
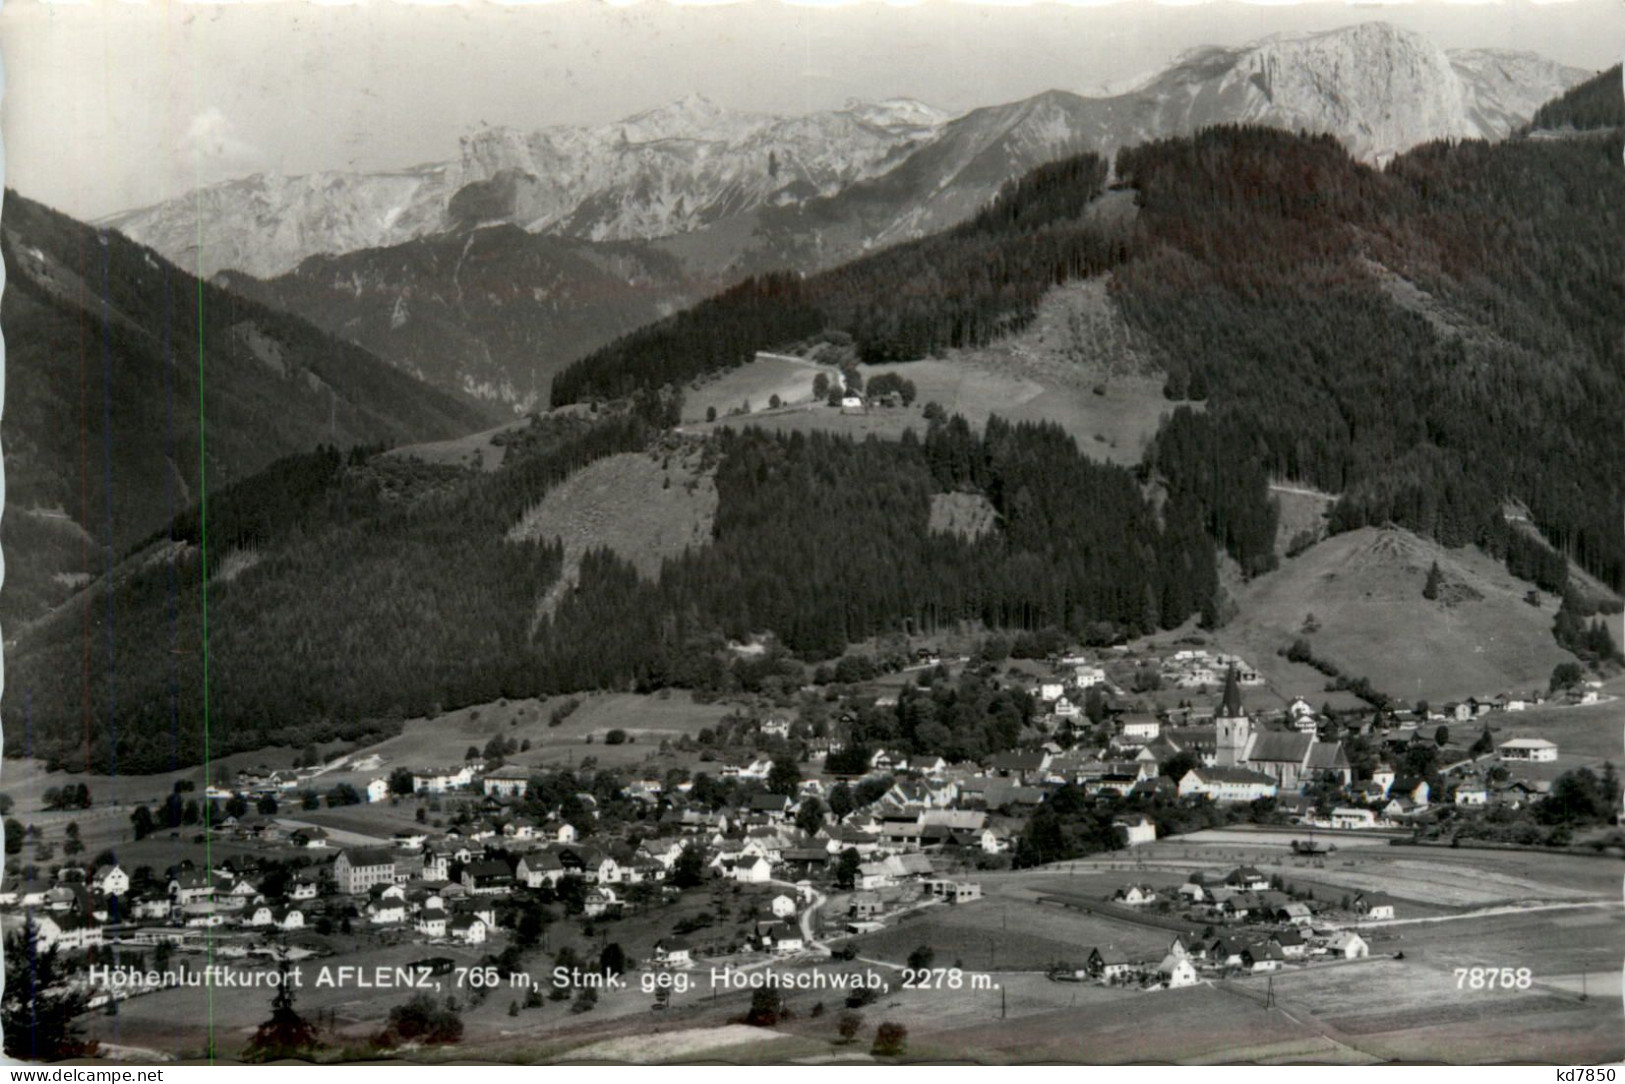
left=9, top=116, right=1624, bottom=772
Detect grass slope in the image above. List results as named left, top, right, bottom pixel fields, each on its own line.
left=1217, top=525, right=1575, bottom=704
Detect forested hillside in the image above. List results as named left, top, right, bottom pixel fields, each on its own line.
left=228, top=226, right=700, bottom=415
left=1113, top=126, right=1623, bottom=591
left=555, top=125, right=1625, bottom=595
left=550, top=155, right=1117, bottom=403
left=7, top=417, right=651, bottom=774
left=12, top=109, right=1622, bottom=772
left=0, top=192, right=491, bottom=627
left=1529, top=65, right=1623, bottom=130
left=530, top=417, right=1231, bottom=693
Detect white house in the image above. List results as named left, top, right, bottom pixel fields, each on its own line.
left=413, top=766, right=475, bottom=794
left=1352, top=893, right=1396, bottom=921
left=366, top=778, right=391, bottom=803
left=1329, top=807, right=1378, bottom=830
left=1115, top=884, right=1158, bottom=906
left=91, top=865, right=130, bottom=897
left=770, top=894, right=798, bottom=919
left=448, top=915, right=487, bottom=945
left=1115, top=815, right=1157, bottom=847
left=1157, top=954, right=1200, bottom=989
left=1120, top=716, right=1161, bottom=742
left=1498, top=738, right=1558, bottom=762
left=1325, top=931, right=1369, bottom=959
left=733, top=856, right=773, bottom=884
left=416, top=907, right=449, bottom=939
left=653, top=937, right=693, bottom=967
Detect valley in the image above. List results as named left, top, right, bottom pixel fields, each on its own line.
left=3, top=18, right=1622, bottom=1067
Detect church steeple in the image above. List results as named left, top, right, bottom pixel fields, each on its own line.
left=1215, top=665, right=1250, bottom=768
left=1220, top=664, right=1244, bottom=719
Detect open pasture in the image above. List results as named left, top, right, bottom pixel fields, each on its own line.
left=851, top=894, right=1174, bottom=973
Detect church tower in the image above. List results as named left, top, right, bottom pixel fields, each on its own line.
left=1215, top=665, right=1250, bottom=768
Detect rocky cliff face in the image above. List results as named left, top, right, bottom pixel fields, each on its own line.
left=103, top=23, right=1584, bottom=281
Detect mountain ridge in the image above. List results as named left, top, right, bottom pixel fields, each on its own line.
left=99, top=22, right=1589, bottom=281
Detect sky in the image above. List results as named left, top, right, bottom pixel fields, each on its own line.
left=4, top=0, right=1620, bottom=221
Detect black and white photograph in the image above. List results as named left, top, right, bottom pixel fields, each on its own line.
left=1, top=0, right=1622, bottom=1066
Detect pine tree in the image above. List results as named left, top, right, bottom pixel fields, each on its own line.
left=243, top=956, right=322, bottom=1062
left=1423, top=561, right=1443, bottom=601
left=3, top=922, right=98, bottom=1061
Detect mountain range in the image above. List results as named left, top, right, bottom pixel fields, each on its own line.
left=86, top=24, right=1593, bottom=417
left=105, top=23, right=1587, bottom=282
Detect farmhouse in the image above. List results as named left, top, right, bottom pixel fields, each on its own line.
left=1087, top=947, right=1138, bottom=983
left=733, top=856, right=773, bottom=884
left=849, top=892, right=884, bottom=920
left=653, top=937, right=693, bottom=967
left=921, top=879, right=983, bottom=903
left=462, top=859, right=515, bottom=895
left=1351, top=892, right=1396, bottom=920
left=1114, top=884, right=1158, bottom=906
left=1325, top=931, right=1370, bottom=959
left=416, top=907, right=449, bottom=938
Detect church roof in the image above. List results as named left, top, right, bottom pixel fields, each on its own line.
left=1305, top=741, right=1350, bottom=770
left=1247, top=731, right=1314, bottom=764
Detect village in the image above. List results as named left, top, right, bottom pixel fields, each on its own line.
left=2, top=639, right=1619, bottom=1057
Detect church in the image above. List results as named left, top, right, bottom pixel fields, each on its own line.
left=1214, top=667, right=1351, bottom=792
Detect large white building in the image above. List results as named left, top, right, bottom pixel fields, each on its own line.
left=1177, top=767, right=1279, bottom=803
left=1498, top=738, right=1558, bottom=762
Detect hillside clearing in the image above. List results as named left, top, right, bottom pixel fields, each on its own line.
left=386, top=419, right=531, bottom=472
left=508, top=443, right=718, bottom=623
left=677, top=275, right=1182, bottom=466
left=682, top=352, right=839, bottom=425
left=929, top=492, right=999, bottom=540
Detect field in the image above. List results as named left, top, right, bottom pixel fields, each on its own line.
left=1215, top=525, right=1575, bottom=704
left=1270, top=484, right=1336, bottom=558
left=850, top=894, right=1172, bottom=973
left=317, top=690, right=733, bottom=786
left=680, top=353, right=839, bottom=425
left=384, top=418, right=532, bottom=472
left=1477, top=698, right=1624, bottom=767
